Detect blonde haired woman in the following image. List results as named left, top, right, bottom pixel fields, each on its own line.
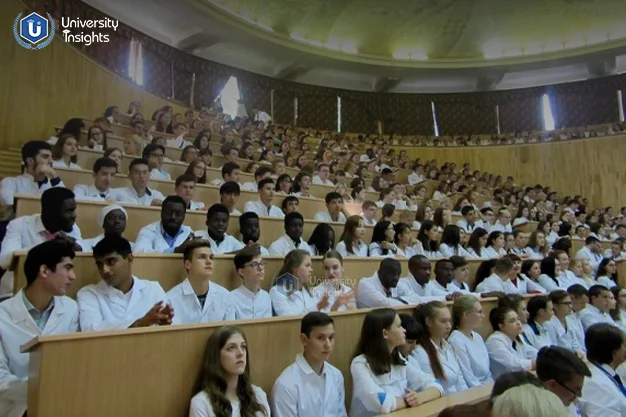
left=492, top=384, right=567, bottom=417
left=123, top=134, right=145, bottom=156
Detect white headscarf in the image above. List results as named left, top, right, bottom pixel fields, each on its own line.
left=98, top=205, right=127, bottom=228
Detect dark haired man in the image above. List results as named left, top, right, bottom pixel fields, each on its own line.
left=113, top=158, right=165, bottom=206
left=73, top=157, right=118, bottom=201
left=134, top=196, right=193, bottom=253
left=194, top=204, right=244, bottom=254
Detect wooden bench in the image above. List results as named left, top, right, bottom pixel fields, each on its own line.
left=24, top=299, right=502, bottom=417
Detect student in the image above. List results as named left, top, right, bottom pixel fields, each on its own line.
left=307, top=223, right=335, bottom=256
left=174, top=175, right=206, bottom=210
left=596, top=258, right=618, bottom=289
left=238, top=212, right=270, bottom=255
left=312, top=163, right=334, bottom=186
left=0, top=187, right=83, bottom=298
left=537, top=256, right=565, bottom=292
left=369, top=221, right=398, bottom=257
left=268, top=212, right=313, bottom=256
left=357, top=258, right=406, bottom=308
left=282, top=195, right=299, bottom=215
left=134, top=196, right=194, bottom=253
left=360, top=201, right=378, bottom=226
left=439, top=225, right=471, bottom=258
left=491, top=210, right=513, bottom=233
left=167, top=239, right=234, bottom=324
left=230, top=247, right=272, bottom=320
left=73, top=157, right=118, bottom=201
left=412, top=301, right=469, bottom=394
left=0, top=141, right=63, bottom=219
left=475, top=257, right=515, bottom=294
left=525, top=231, right=549, bottom=259
left=575, top=236, right=604, bottom=275
left=428, top=259, right=457, bottom=296
left=466, top=227, right=489, bottom=259
left=189, top=326, right=270, bottom=417
left=210, top=161, right=241, bottom=187
left=522, top=295, right=555, bottom=350
left=244, top=178, right=285, bottom=219
left=509, top=231, right=530, bottom=259
left=396, top=255, right=446, bottom=302
left=416, top=220, right=443, bottom=258
left=581, top=323, right=626, bottom=416
left=394, top=223, right=422, bottom=259
left=271, top=312, right=347, bottom=417
left=312, top=251, right=356, bottom=313
left=456, top=206, right=478, bottom=233
left=485, top=306, right=536, bottom=379
left=447, top=256, right=475, bottom=294
left=113, top=158, right=165, bottom=206
left=336, top=215, right=369, bottom=257
left=220, top=181, right=242, bottom=215
left=610, top=286, right=626, bottom=332
left=482, top=231, right=507, bottom=259
left=194, top=204, right=245, bottom=254
left=51, top=133, right=81, bottom=169
left=314, top=192, right=347, bottom=223
left=270, top=249, right=324, bottom=316
left=448, top=295, right=494, bottom=387
left=349, top=308, right=442, bottom=417
left=77, top=236, right=173, bottom=331
left=0, top=239, right=79, bottom=417
left=478, top=207, right=495, bottom=233
left=82, top=205, right=131, bottom=251
left=545, top=290, right=586, bottom=356
left=242, top=166, right=274, bottom=192
left=578, top=284, right=616, bottom=330
left=142, top=143, right=171, bottom=181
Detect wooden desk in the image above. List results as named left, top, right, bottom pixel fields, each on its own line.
left=25, top=299, right=501, bottom=417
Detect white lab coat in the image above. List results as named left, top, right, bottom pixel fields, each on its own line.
left=575, top=246, right=603, bottom=275
left=395, top=274, right=446, bottom=303
left=447, top=330, right=493, bottom=388
left=271, top=354, right=347, bottom=417
left=581, top=363, right=626, bottom=417
left=578, top=304, right=616, bottom=331
left=522, top=322, right=554, bottom=350
left=314, top=211, right=346, bottom=223
left=72, top=184, right=118, bottom=201
left=133, top=221, right=194, bottom=253
left=77, top=276, right=168, bottom=331
left=52, top=159, right=82, bottom=170
left=193, top=230, right=245, bottom=254
left=167, top=278, right=235, bottom=324
left=412, top=340, right=468, bottom=394
left=81, top=234, right=135, bottom=252
left=0, top=214, right=83, bottom=297
left=190, top=385, right=270, bottom=417
left=368, top=242, right=397, bottom=258
left=0, top=291, right=78, bottom=417
left=475, top=273, right=511, bottom=294
left=229, top=285, right=272, bottom=320
left=482, top=246, right=506, bottom=259
left=166, top=136, right=191, bottom=149
left=356, top=273, right=407, bottom=308
left=312, top=176, right=334, bottom=186
left=0, top=173, right=64, bottom=207
left=485, top=331, right=534, bottom=379
left=243, top=200, right=285, bottom=219
left=269, top=235, right=314, bottom=256
left=336, top=240, right=368, bottom=257
left=439, top=243, right=471, bottom=258
left=311, top=282, right=355, bottom=313
left=112, top=186, right=165, bottom=206
left=545, top=315, right=586, bottom=353
left=269, top=285, right=319, bottom=317
left=149, top=168, right=171, bottom=181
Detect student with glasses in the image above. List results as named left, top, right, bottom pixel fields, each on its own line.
left=230, top=246, right=272, bottom=320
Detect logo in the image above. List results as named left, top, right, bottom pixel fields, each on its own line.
left=14, top=12, right=55, bottom=50
left=276, top=273, right=299, bottom=297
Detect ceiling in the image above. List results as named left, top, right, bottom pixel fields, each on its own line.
left=85, top=0, right=626, bottom=93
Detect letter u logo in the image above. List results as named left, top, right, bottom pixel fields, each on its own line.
left=28, top=20, right=41, bottom=37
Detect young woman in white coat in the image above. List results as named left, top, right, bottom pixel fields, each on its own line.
left=311, top=250, right=356, bottom=313
left=336, top=215, right=369, bottom=257
left=349, top=308, right=442, bottom=417
left=447, top=295, right=494, bottom=388
left=412, top=301, right=469, bottom=394
left=523, top=295, right=555, bottom=350
left=189, top=326, right=270, bottom=417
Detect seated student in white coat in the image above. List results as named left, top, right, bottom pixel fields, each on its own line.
left=174, top=175, right=205, bottom=211
left=77, top=236, right=174, bottom=331
left=579, top=284, right=617, bottom=331
left=581, top=323, right=626, bottom=417
left=210, top=162, right=241, bottom=187
left=575, top=235, right=604, bottom=276
left=221, top=181, right=243, bottom=216
left=238, top=212, right=270, bottom=255
left=412, top=301, right=469, bottom=394
left=142, top=144, right=171, bottom=181
left=349, top=308, right=442, bottom=417
left=438, top=225, right=471, bottom=258
left=0, top=239, right=79, bottom=417
left=448, top=295, right=494, bottom=388
left=167, top=239, right=234, bottom=324
left=0, top=187, right=84, bottom=299
left=314, top=192, right=348, bottom=224
left=269, top=212, right=314, bottom=256
left=522, top=295, right=555, bottom=350
left=360, top=201, right=378, bottom=227
left=456, top=206, right=479, bottom=234
left=475, top=257, right=516, bottom=294
left=311, top=163, right=334, bottom=186
left=368, top=221, right=398, bottom=258
left=72, top=157, right=119, bottom=201
left=271, top=312, right=348, bottom=417
left=490, top=209, right=513, bottom=233
left=188, top=326, right=271, bottom=417
left=230, top=247, right=272, bottom=320
left=485, top=306, right=537, bottom=379
left=194, top=204, right=245, bottom=255
left=336, top=215, right=369, bottom=257
left=0, top=140, right=64, bottom=220
left=134, top=196, right=194, bottom=253
left=482, top=231, right=507, bottom=259
left=395, top=255, right=446, bottom=303
left=357, top=258, right=409, bottom=308
left=113, top=158, right=165, bottom=207
left=546, top=290, right=587, bottom=357
left=81, top=205, right=133, bottom=252
left=393, top=223, right=423, bottom=259
left=241, top=166, right=274, bottom=192
left=243, top=178, right=285, bottom=219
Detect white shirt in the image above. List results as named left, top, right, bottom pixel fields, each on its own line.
left=76, top=276, right=168, bottom=331
left=491, top=223, right=513, bottom=233
left=187, top=200, right=206, bottom=210
left=150, top=168, right=171, bottom=181
left=456, top=219, right=479, bottom=234
left=189, top=385, right=270, bottom=417
left=545, top=315, right=586, bottom=353
left=271, top=354, right=347, bottom=417
left=466, top=247, right=488, bottom=259
left=314, top=211, right=346, bottom=223
left=269, top=235, right=314, bottom=256
left=72, top=184, right=118, bottom=201
left=311, top=282, right=356, bottom=313
left=412, top=339, right=468, bottom=394
left=576, top=246, right=603, bottom=275
left=395, top=245, right=422, bottom=259
left=193, top=230, right=245, bottom=254
left=482, top=246, right=506, bottom=259
left=237, top=242, right=269, bottom=256
left=133, top=221, right=193, bottom=253
left=0, top=214, right=83, bottom=297
left=485, top=331, right=534, bottom=379
left=166, top=136, right=191, bottom=149
left=312, top=176, right=334, bottom=186
left=0, top=291, right=78, bottom=417
left=582, top=364, right=626, bottom=417
left=439, top=243, right=471, bottom=258
left=360, top=215, right=377, bottom=227
left=336, top=240, right=368, bottom=257
left=448, top=330, right=493, bottom=388
left=522, top=322, right=554, bottom=350
left=0, top=173, right=65, bottom=209
left=407, top=172, right=424, bottom=185
left=579, top=304, right=616, bottom=331
left=167, top=278, right=234, bottom=324
left=269, top=285, right=319, bottom=317
left=395, top=274, right=446, bottom=303
left=244, top=200, right=285, bottom=219
left=229, top=285, right=272, bottom=320
left=475, top=273, right=511, bottom=294
left=356, top=273, right=407, bottom=308
left=241, top=182, right=258, bottom=192
left=52, top=159, right=81, bottom=169
left=254, top=110, right=272, bottom=123
left=368, top=242, right=397, bottom=258
left=597, top=275, right=616, bottom=289
left=349, top=353, right=442, bottom=417
left=113, top=186, right=165, bottom=206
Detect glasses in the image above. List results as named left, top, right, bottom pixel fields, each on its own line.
left=245, top=261, right=266, bottom=269
left=555, top=379, right=582, bottom=398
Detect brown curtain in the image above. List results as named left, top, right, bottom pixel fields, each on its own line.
left=340, top=93, right=382, bottom=133
left=381, top=95, right=432, bottom=135
left=273, top=90, right=295, bottom=126
left=434, top=97, right=496, bottom=135
left=297, top=94, right=337, bottom=131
